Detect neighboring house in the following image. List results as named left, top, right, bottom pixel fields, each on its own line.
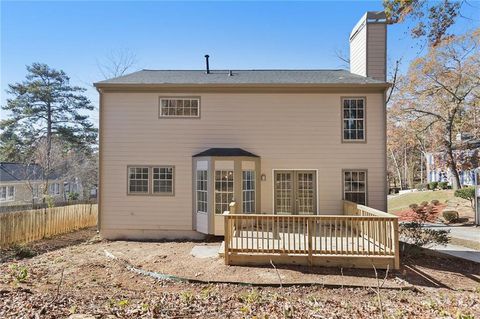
left=0, top=162, right=81, bottom=205
left=426, top=135, right=480, bottom=187
left=94, top=11, right=390, bottom=240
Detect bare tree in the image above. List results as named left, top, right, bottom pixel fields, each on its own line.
left=392, top=30, right=480, bottom=189
left=97, top=49, right=138, bottom=79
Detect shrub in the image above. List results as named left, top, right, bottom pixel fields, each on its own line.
left=454, top=187, right=475, bottom=208
left=415, top=183, right=427, bottom=191
left=442, top=210, right=459, bottom=223
left=431, top=199, right=440, bottom=206
left=409, top=203, right=419, bottom=210
left=400, top=222, right=450, bottom=248
left=9, top=264, right=29, bottom=282
left=67, top=192, right=79, bottom=200
left=420, top=201, right=429, bottom=207
left=45, top=195, right=55, bottom=208
left=428, top=182, right=438, bottom=190
left=425, top=205, right=435, bottom=214
left=438, top=182, right=449, bottom=190
left=11, top=244, right=36, bottom=259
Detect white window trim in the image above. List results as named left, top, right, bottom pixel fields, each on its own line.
left=158, top=97, right=201, bottom=118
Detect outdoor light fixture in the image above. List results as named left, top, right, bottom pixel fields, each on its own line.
left=261, top=174, right=266, bottom=181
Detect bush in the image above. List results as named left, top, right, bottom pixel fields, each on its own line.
left=428, top=182, right=438, bottom=190
left=431, top=199, right=440, bottom=206
left=438, top=182, right=449, bottom=190
left=400, top=222, right=450, bottom=248
left=11, top=244, right=36, bottom=259
left=415, top=183, right=427, bottom=191
left=454, top=187, right=475, bottom=208
left=420, top=201, right=429, bottom=207
left=442, top=210, right=459, bottom=223
left=67, top=192, right=79, bottom=200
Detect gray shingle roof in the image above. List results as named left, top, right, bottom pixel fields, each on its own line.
left=0, top=162, right=60, bottom=182
left=193, top=148, right=259, bottom=158
left=95, top=69, right=386, bottom=86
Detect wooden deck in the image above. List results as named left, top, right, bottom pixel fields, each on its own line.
left=222, top=201, right=400, bottom=269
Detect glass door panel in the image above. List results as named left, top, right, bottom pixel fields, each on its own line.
left=274, top=170, right=316, bottom=215
left=274, top=171, right=294, bottom=214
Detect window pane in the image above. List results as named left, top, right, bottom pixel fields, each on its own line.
left=152, top=166, right=174, bottom=194
left=160, top=98, right=199, bottom=118
left=343, top=98, right=365, bottom=140
left=343, top=170, right=367, bottom=205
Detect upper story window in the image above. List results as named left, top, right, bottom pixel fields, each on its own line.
left=159, top=98, right=200, bottom=118
left=342, top=98, right=365, bottom=142
left=0, top=186, right=15, bottom=202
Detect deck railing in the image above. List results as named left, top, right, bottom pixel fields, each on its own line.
left=223, top=201, right=399, bottom=269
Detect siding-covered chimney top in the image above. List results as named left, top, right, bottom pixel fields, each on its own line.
left=349, top=11, right=387, bottom=81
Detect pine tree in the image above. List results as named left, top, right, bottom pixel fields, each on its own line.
left=0, top=63, right=97, bottom=171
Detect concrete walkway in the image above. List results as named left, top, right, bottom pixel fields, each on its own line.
left=424, top=224, right=480, bottom=242
left=430, top=243, right=480, bottom=263
left=424, top=224, right=480, bottom=263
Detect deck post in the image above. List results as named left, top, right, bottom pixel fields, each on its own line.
left=223, top=212, right=230, bottom=265
left=393, top=218, right=400, bottom=269
left=307, top=218, right=313, bottom=266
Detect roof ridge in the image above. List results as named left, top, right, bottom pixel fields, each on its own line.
left=141, top=69, right=349, bottom=72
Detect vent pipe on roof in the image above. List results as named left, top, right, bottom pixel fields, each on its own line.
left=204, top=54, right=210, bottom=74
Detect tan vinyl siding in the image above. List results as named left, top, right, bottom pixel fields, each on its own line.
left=367, top=23, right=387, bottom=81
left=100, top=92, right=387, bottom=234
left=349, top=23, right=367, bottom=77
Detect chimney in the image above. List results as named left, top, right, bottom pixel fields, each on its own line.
left=204, top=54, right=210, bottom=74
left=349, top=11, right=387, bottom=81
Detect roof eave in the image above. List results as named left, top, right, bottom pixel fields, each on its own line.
left=94, top=82, right=391, bottom=90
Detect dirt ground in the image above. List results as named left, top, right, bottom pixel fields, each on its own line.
left=1, top=228, right=479, bottom=318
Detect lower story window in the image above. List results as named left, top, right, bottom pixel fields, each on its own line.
left=0, top=186, right=15, bottom=202
left=242, top=170, right=255, bottom=213
left=128, top=167, right=149, bottom=194
left=343, top=170, right=367, bottom=205
left=196, top=170, right=208, bottom=213
left=49, top=183, right=60, bottom=195
left=215, top=170, right=234, bottom=214
left=153, top=166, right=174, bottom=195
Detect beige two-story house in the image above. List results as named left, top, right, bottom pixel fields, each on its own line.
left=95, top=11, right=389, bottom=240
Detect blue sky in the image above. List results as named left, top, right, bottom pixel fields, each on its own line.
left=1, top=1, right=479, bottom=126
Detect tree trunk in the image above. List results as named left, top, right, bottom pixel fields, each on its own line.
left=446, top=147, right=462, bottom=189
left=445, top=112, right=461, bottom=189
left=390, top=149, right=403, bottom=189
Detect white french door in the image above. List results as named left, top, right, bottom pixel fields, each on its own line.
left=274, top=170, right=317, bottom=215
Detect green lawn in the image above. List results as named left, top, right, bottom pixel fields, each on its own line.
left=387, top=190, right=454, bottom=213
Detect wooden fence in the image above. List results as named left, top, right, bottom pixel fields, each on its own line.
left=0, top=204, right=98, bottom=248
left=223, top=201, right=399, bottom=269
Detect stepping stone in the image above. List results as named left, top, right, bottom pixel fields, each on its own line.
left=190, top=245, right=221, bottom=258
